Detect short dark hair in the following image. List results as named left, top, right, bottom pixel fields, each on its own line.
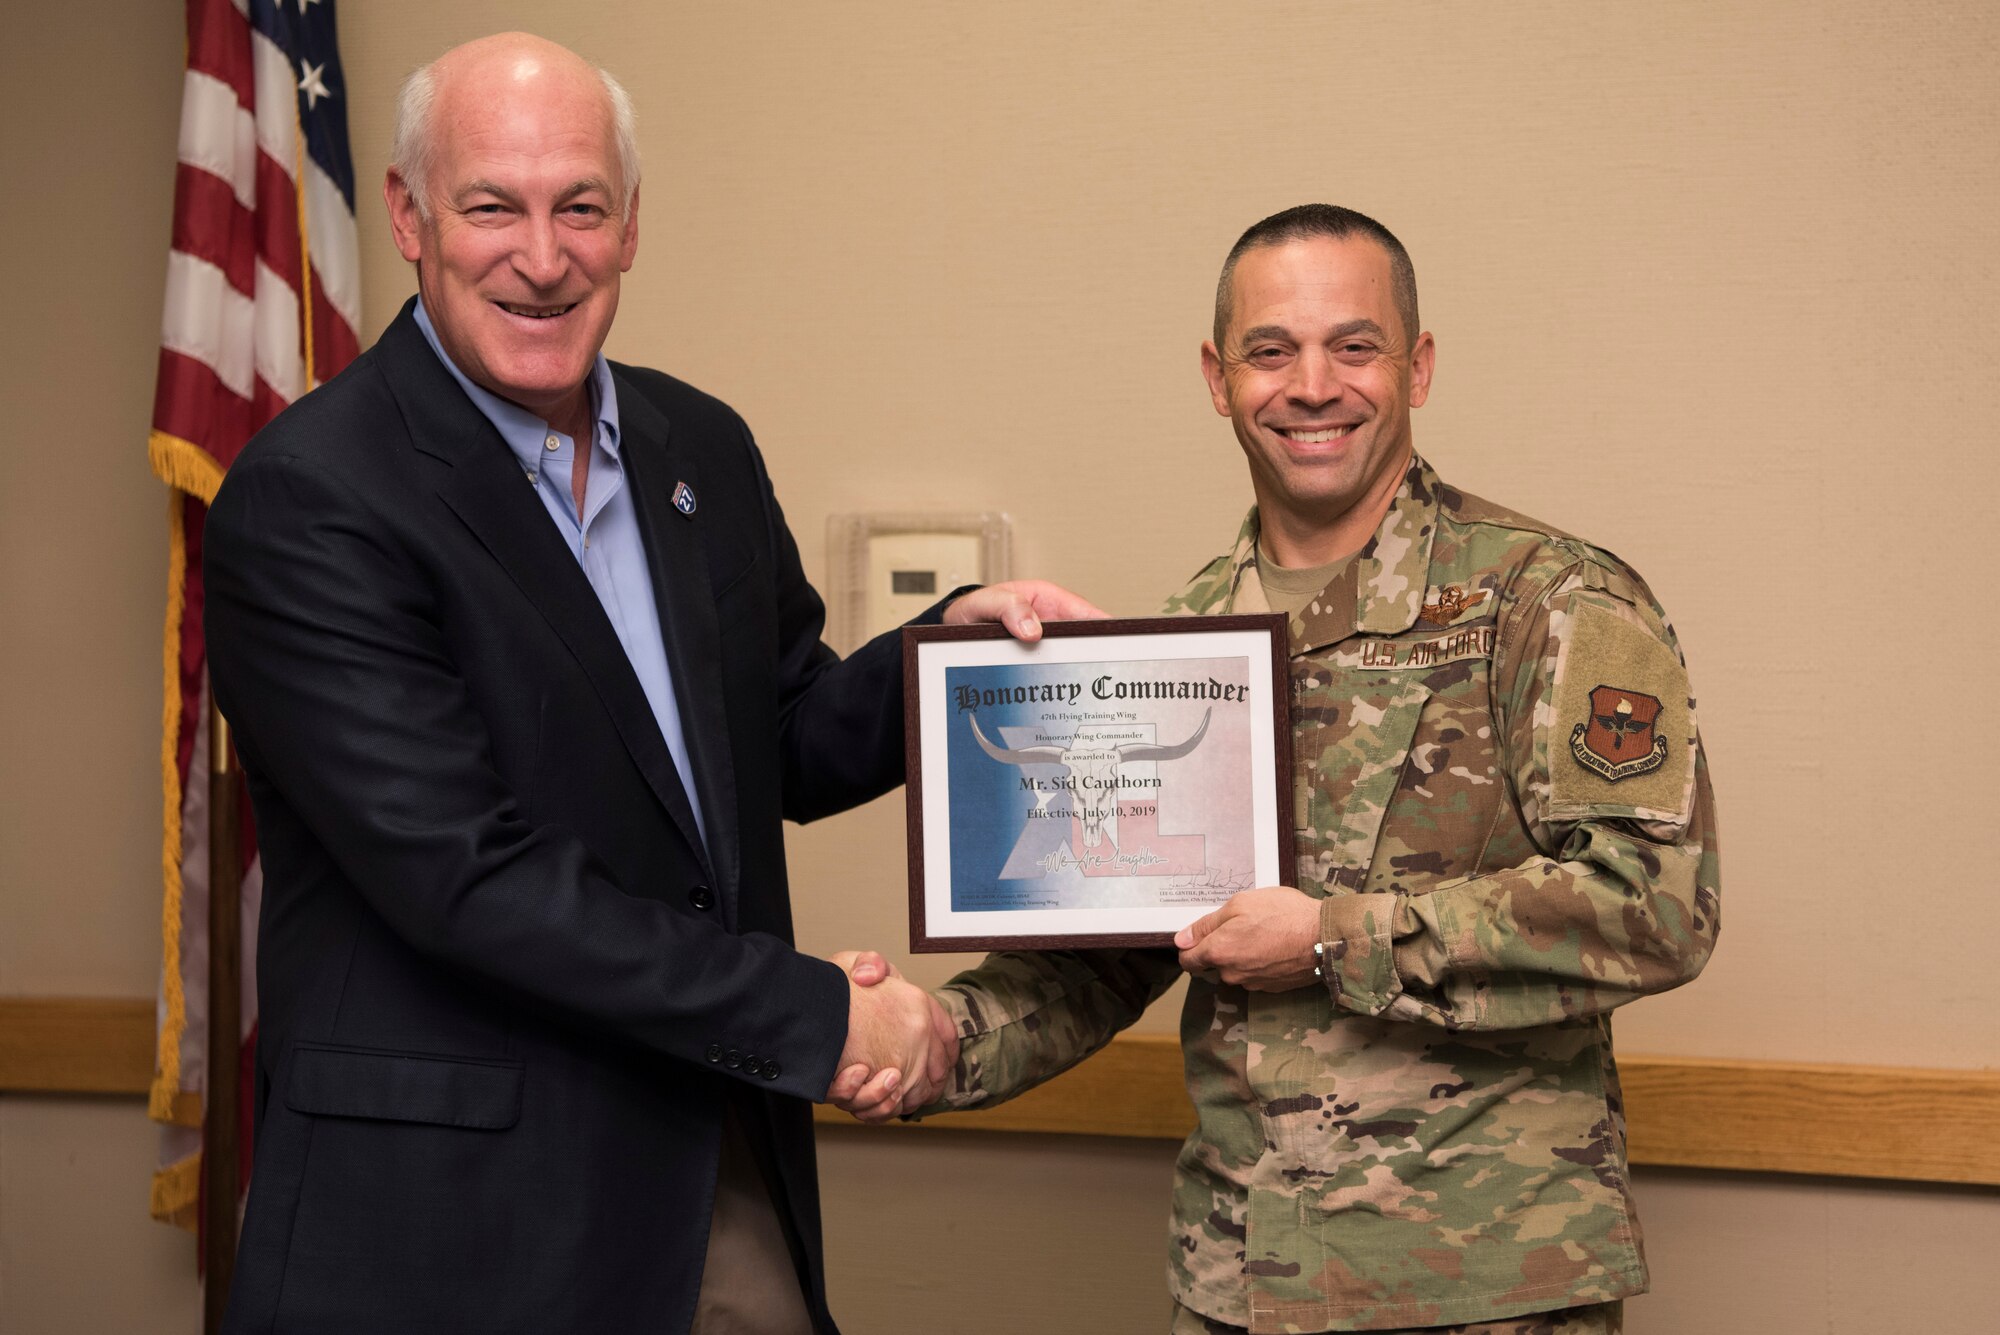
left=1212, top=204, right=1419, bottom=348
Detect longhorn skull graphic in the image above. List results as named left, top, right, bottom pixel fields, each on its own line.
left=968, top=709, right=1211, bottom=851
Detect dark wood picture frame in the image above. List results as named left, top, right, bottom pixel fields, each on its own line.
left=903, top=614, right=1294, bottom=953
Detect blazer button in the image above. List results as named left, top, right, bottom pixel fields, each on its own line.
left=724, top=1047, right=742, bottom=1069
left=705, top=1043, right=722, bottom=1064
left=742, top=1056, right=762, bottom=1076
left=761, top=1061, right=781, bottom=1081
left=689, top=885, right=715, bottom=911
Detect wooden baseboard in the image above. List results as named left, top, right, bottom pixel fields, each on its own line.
left=5, top=998, right=1994, bottom=1186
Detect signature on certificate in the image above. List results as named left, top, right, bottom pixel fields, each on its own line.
left=1166, top=866, right=1254, bottom=893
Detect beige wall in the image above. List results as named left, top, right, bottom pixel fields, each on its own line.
left=0, top=4, right=211, bottom=1330
left=4, top=1, right=1996, bottom=1330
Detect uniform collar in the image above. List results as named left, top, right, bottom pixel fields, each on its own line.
left=1220, top=453, right=1442, bottom=656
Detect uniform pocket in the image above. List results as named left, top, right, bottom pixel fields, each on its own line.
left=285, top=1042, right=524, bottom=1130
left=1296, top=680, right=1431, bottom=892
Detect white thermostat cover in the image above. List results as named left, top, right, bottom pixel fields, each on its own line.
left=825, top=512, right=1011, bottom=654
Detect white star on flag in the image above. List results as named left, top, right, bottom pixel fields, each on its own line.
left=298, top=60, right=332, bottom=109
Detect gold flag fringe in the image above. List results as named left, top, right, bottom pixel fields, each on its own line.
left=150, top=485, right=203, bottom=1229
left=147, top=430, right=225, bottom=505
left=150, top=488, right=190, bottom=1124
left=150, top=1152, right=201, bottom=1234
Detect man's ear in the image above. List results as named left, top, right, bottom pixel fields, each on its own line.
left=1200, top=340, right=1231, bottom=417
left=619, top=185, right=640, bottom=272
left=384, top=170, right=425, bottom=263
left=1408, top=331, right=1436, bottom=408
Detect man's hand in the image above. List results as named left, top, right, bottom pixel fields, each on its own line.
left=943, top=580, right=1108, bottom=642
left=823, top=951, right=960, bottom=1123
left=1174, top=886, right=1322, bottom=991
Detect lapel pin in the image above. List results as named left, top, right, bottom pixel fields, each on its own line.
left=671, top=480, right=697, bottom=517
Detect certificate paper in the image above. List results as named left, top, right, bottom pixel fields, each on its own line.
left=904, top=616, right=1293, bottom=951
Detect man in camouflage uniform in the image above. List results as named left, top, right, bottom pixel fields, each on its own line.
left=880, top=205, right=1718, bottom=1333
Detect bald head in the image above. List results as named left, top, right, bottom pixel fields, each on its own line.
left=391, top=33, right=639, bottom=222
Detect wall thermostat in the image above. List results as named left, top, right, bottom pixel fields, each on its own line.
left=826, top=513, right=1011, bottom=653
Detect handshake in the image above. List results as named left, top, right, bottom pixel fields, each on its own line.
left=821, top=950, right=960, bottom=1124
left=817, top=885, right=1331, bottom=1122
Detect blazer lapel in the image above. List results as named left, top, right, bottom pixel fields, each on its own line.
left=372, top=304, right=712, bottom=875
left=615, top=374, right=744, bottom=922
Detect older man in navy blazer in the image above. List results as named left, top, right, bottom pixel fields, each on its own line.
left=205, top=32, right=1093, bottom=1334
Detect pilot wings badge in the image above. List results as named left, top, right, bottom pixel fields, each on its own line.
left=1418, top=585, right=1490, bottom=626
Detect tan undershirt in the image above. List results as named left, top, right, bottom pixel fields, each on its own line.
left=690, top=1107, right=814, bottom=1335
left=1256, top=545, right=1354, bottom=618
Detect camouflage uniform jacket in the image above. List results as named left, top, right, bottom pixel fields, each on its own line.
left=930, top=454, right=1720, bottom=1333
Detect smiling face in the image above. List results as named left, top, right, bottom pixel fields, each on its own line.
left=385, top=40, right=637, bottom=433
left=1201, top=235, right=1434, bottom=567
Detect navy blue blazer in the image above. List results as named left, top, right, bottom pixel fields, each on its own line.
left=206, top=299, right=917, bottom=1333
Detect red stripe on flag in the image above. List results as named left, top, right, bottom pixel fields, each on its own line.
left=186, top=0, right=253, bottom=108
left=254, top=150, right=302, bottom=293
left=152, top=349, right=257, bottom=465
left=310, top=268, right=362, bottom=384
left=153, top=371, right=296, bottom=471
left=250, top=377, right=292, bottom=436
left=171, top=164, right=257, bottom=297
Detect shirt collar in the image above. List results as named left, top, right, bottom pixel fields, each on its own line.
left=413, top=297, right=621, bottom=474
left=1219, top=453, right=1443, bottom=655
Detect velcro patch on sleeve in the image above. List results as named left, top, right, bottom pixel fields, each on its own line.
left=1548, top=600, right=1694, bottom=821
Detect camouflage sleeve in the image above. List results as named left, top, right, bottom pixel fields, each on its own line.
left=920, top=948, right=1182, bottom=1112
left=1318, top=557, right=1720, bottom=1030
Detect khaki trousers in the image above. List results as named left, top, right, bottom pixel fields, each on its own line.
left=689, top=1109, right=815, bottom=1335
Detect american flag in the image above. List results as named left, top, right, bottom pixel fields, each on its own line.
left=147, top=0, right=360, bottom=1232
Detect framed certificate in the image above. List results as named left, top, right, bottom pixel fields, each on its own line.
left=903, top=615, right=1293, bottom=952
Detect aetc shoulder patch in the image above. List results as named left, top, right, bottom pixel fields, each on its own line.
left=1549, top=600, right=1693, bottom=820
left=1572, top=686, right=1666, bottom=780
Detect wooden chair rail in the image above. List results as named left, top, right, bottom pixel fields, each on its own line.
left=0, top=997, right=156, bottom=1095
left=5, top=998, right=1995, bottom=1186
left=810, top=1035, right=2000, bottom=1187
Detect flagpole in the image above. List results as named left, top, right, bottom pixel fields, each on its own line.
left=202, top=694, right=243, bottom=1334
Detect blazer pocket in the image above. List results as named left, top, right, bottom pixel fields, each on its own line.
left=285, top=1042, right=524, bottom=1130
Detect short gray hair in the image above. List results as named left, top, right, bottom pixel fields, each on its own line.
left=391, top=60, right=641, bottom=221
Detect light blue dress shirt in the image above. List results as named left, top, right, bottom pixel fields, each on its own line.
left=414, top=299, right=707, bottom=854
